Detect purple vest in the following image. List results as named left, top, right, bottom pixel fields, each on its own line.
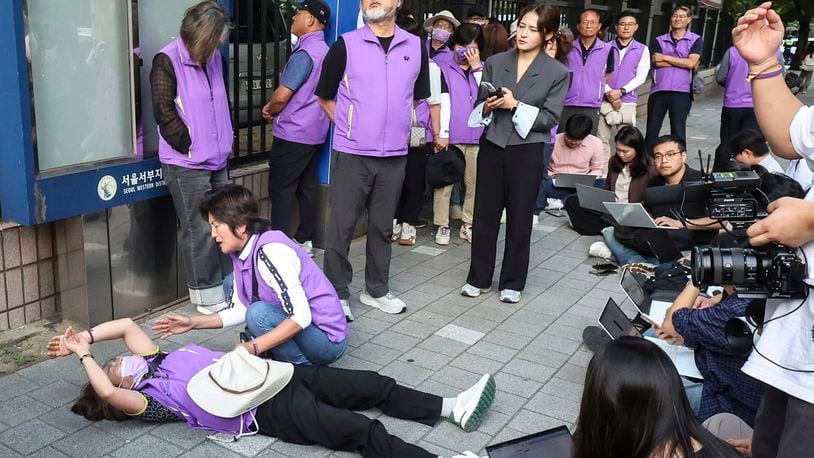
left=439, top=59, right=484, bottom=144
left=429, top=42, right=453, bottom=65
left=137, top=344, right=256, bottom=434
left=651, top=31, right=701, bottom=94
left=564, top=38, right=613, bottom=108
left=274, top=32, right=330, bottom=145
left=723, top=47, right=784, bottom=108
left=157, top=38, right=233, bottom=170
left=609, top=40, right=647, bottom=103
left=231, top=231, right=348, bottom=343
left=332, top=25, right=422, bottom=157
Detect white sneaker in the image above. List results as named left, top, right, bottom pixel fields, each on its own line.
left=499, top=289, right=522, bottom=303
left=460, top=283, right=490, bottom=297
left=391, top=219, right=401, bottom=242
left=459, top=224, right=472, bottom=243
left=340, top=299, right=354, bottom=322
left=450, top=204, right=463, bottom=220
left=589, top=241, right=612, bottom=259
left=360, top=291, right=406, bottom=314
left=196, top=302, right=228, bottom=315
left=450, top=452, right=486, bottom=458
left=399, top=222, right=417, bottom=246
left=499, top=209, right=507, bottom=224
left=545, top=198, right=564, bottom=210
left=449, top=374, right=496, bottom=432
left=532, top=214, right=539, bottom=226
left=435, top=226, right=451, bottom=245
left=298, top=240, right=315, bottom=258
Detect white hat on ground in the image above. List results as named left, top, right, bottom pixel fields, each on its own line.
left=187, top=346, right=294, bottom=418
left=423, top=10, right=460, bottom=32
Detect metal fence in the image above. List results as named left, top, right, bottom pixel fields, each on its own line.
left=228, top=0, right=291, bottom=166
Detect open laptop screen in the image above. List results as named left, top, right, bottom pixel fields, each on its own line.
left=486, top=425, right=572, bottom=458
left=620, top=269, right=649, bottom=313
left=598, top=298, right=641, bottom=339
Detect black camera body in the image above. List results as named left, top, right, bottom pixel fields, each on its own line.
left=687, top=171, right=807, bottom=299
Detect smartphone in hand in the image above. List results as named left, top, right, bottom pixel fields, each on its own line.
left=480, top=81, right=504, bottom=98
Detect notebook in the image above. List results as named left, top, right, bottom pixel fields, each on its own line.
left=552, top=173, right=597, bottom=188
left=603, top=202, right=678, bottom=229
left=618, top=268, right=674, bottom=326
left=576, top=184, right=616, bottom=214
left=486, top=425, right=573, bottom=458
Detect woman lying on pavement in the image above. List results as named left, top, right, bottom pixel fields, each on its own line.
left=47, top=318, right=496, bottom=458
left=155, top=184, right=350, bottom=366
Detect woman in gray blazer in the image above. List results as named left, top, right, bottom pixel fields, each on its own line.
left=462, top=4, right=570, bottom=303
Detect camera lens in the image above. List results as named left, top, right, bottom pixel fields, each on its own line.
left=691, top=246, right=766, bottom=287
left=691, top=246, right=713, bottom=286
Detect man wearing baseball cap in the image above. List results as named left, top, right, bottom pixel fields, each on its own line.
left=261, top=0, right=332, bottom=272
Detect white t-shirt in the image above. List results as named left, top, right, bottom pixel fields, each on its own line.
left=758, top=154, right=785, bottom=174
left=741, top=105, right=814, bottom=403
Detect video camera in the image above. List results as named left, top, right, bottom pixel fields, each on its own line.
left=682, top=169, right=807, bottom=300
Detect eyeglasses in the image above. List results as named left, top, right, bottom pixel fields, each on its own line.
left=653, top=151, right=683, bottom=162
left=617, top=22, right=637, bottom=28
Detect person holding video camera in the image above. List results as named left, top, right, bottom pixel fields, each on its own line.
left=729, top=2, right=814, bottom=456
left=462, top=4, right=569, bottom=303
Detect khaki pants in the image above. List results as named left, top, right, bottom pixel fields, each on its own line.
left=433, top=144, right=479, bottom=226
left=597, top=102, right=637, bottom=173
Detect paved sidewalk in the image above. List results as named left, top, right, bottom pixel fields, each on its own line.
left=1, top=87, right=811, bottom=457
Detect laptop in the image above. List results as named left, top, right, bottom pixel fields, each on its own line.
left=576, top=184, right=616, bottom=214
left=598, top=297, right=642, bottom=339
left=618, top=268, right=674, bottom=326
left=603, top=202, right=678, bottom=229
left=553, top=173, right=597, bottom=188
left=486, top=425, right=573, bottom=458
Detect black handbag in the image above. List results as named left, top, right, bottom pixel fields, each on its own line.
left=426, top=145, right=465, bottom=188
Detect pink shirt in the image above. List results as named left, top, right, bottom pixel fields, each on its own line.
left=548, top=133, right=605, bottom=178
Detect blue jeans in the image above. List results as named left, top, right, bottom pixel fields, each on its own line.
left=601, top=226, right=658, bottom=265
left=534, top=143, right=555, bottom=214
left=223, top=273, right=347, bottom=365
left=643, top=329, right=702, bottom=414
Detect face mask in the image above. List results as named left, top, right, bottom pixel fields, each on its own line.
left=431, top=28, right=451, bottom=43
left=120, top=355, right=149, bottom=388
left=456, top=46, right=472, bottom=62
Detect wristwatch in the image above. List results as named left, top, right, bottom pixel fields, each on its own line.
left=620, top=87, right=627, bottom=96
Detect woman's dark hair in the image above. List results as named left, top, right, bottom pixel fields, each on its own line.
left=72, top=366, right=132, bottom=422
left=396, top=8, right=421, bottom=37
left=198, top=184, right=270, bottom=236
left=609, top=125, right=650, bottom=178
left=480, top=22, right=509, bottom=60
left=726, top=129, right=770, bottom=158
left=574, top=337, right=741, bottom=458
left=516, top=4, right=570, bottom=60
left=448, top=23, right=484, bottom=51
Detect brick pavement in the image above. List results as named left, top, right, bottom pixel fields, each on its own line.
left=2, top=87, right=812, bottom=457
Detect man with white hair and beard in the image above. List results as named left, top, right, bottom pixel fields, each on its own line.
left=316, top=0, right=430, bottom=319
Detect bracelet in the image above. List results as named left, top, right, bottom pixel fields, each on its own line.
left=746, top=64, right=783, bottom=82
left=87, top=328, right=95, bottom=345
left=251, top=337, right=259, bottom=355
left=79, top=353, right=94, bottom=364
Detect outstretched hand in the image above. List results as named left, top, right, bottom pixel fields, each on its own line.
left=63, top=327, right=90, bottom=355
left=47, top=333, right=71, bottom=357
left=732, top=2, right=784, bottom=67
left=152, top=314, right=194, bottom=339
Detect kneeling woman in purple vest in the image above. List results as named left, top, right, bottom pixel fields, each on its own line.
left=153, top=184, right=348, bottom=366
left=48, top=320, right=494, bottom=457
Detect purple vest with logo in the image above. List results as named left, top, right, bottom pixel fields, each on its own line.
left=332, top=25, right=422, bottom=157
left=157, top=38, right=233, bottom=170
left=137, top=344, right=256, bottom=434
left=231, top=231, right=348, bottom=343
left=564, top=38, right=613, bottom=108
left=274, top=32, right=330, bottom=145
left=651, top=31, right=700, bottom=94
left=609, top=40, right=646, bottom=103
left=439, top=59, right=484, bottom=144
left=723, top=47, right=784, bottom=108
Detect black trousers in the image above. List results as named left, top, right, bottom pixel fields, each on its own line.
left=468, top=139, right=545, bottom=291
left=268, top=138, right=322, bottom=243
left=752, top=385, right=814, bottom=458
left=256, top=366, right=441, bottom=458
left=563, top=195, right=613, bottom=236
left=645, top=91, right=693, bottom=148
left=714, top=107, right=761, bottom=171
left=394, top=145, right=430, bottom=223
